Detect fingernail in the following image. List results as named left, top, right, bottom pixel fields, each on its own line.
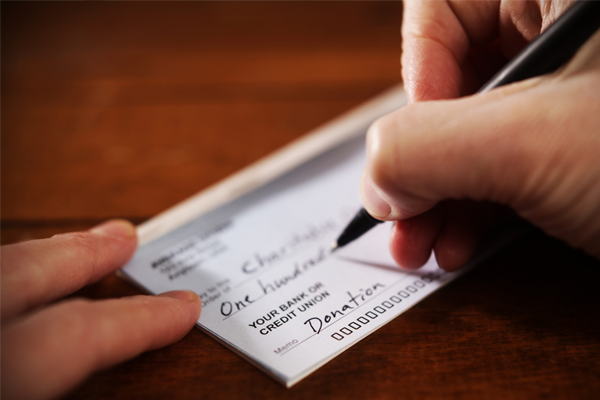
left=158, top=290, right=199, bottom=302
left=90, top=219, right=136, bottom=239
left=360, top=174, right=391, bottom=218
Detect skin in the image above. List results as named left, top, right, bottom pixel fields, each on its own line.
left=1, top=220, right=202, bottom=400
left=360, top=0, right=600, bottom=271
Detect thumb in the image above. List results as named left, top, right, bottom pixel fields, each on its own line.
left=359, top=74, right=600, bottom=256
left=360, top=88, right=528, bottom=220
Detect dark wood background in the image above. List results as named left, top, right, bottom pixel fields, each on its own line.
left=3, top=2, right=599, bottom=399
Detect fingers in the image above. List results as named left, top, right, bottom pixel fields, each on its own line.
left=388, top=205, right=444, bottom=270
left=433, top=203, right=484, bottom=271
left=401, top=0, right=575, bottom=102
left=1, top=220, right=138, bottom=320
left=2, top=291, right=202, bottom=400
left=389, top=201, right=501, bottom=271
left=498, top=0, right=576, bottom=57
left=401, top=0, right=501, bottom=101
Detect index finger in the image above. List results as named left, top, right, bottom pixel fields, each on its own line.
left=2, top=291, right=201, bottom=400
left=401, top=0, right=500, bottom=101
left=1, top=220, right=138, bottom=321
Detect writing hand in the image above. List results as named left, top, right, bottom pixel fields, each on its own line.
left=360, top=0, right=600, bottom=270
left=1, top=220, right=202, bottom=400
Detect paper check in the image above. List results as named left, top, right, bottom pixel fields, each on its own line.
left=122, top=86, right=472, bottom=387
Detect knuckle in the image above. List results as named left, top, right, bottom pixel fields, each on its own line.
left=366, top=108, right=413, bottom=188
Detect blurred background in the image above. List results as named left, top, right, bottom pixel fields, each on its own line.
left=2, top=1, right=402, bottom=245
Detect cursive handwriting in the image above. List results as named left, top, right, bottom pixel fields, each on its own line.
left=304, top=283, right=385, bottom=334
left=240, top=220, right=337, bottom=274
left=257, top=247, right=327, bottom=295
left=220, top=248, right=328, bottom=317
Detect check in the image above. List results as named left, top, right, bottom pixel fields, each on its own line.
left=122, top=86, right=467, bottom=387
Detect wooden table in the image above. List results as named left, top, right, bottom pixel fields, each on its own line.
left=3, top=2, right=600, bottom=399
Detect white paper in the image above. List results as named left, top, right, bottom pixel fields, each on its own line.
left=122, top=130, right=468, bottom=386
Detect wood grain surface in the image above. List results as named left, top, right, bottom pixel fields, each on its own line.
left=2, top=2, right=600, bottom=399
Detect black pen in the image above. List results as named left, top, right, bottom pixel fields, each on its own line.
left=331, top=0, right=600, bottom=253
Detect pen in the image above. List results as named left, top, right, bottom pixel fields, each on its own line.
left=331, top=0, right=600, bottom=253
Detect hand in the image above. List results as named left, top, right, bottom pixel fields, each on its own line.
left=360, top=0, right=600, bottom=270
left=1, top=220, right=202, bottom=400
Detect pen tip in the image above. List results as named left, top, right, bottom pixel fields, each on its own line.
left=330, top=242, right=339, bottom=253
